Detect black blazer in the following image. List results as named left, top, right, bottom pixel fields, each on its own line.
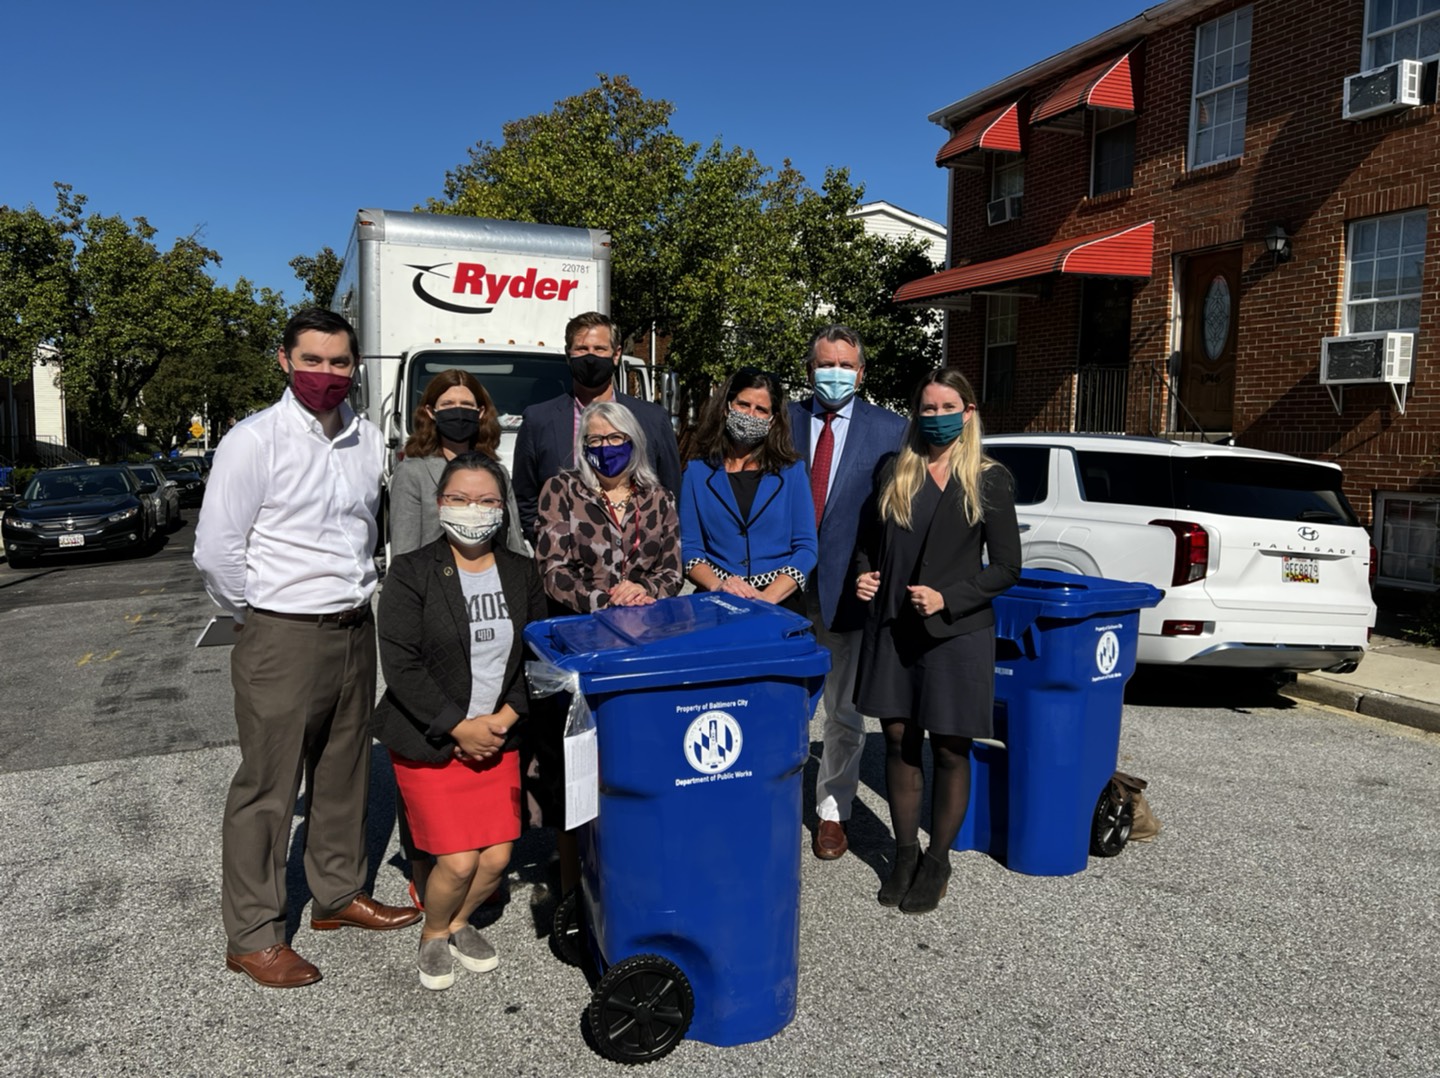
left=854, top=463, right=1022, bottom=640
left=512, top=391, right=683, bottom=544
left=371, top=539, right=547, bottom=764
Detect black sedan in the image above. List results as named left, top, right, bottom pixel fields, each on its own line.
left=2, top=466, right=155, bottom=568
left=158, top=461, right=206, bottom=508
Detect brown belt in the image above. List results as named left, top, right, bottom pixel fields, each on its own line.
left=250, top=606, right=371, bottom=627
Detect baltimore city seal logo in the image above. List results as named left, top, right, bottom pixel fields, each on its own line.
left=684, top=710, right=744, bottom=775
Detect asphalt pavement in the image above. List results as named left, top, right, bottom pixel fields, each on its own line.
left=1, top=538, right=1438, bottom=1076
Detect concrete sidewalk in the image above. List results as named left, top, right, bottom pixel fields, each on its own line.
left=1282, top=630, right=1440, bottom=734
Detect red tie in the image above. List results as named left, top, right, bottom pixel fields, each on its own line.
left=811, top=411, right=835, bottom=528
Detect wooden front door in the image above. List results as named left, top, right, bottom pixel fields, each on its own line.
left=1178, top=248, right=1240, bottom=431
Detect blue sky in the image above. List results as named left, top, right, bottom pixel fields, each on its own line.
left=5, top=0, right=1147, bottom=301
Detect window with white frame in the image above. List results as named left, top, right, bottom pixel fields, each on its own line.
left=1345, top=210, right=1427, bottom=333
left=984, top=295, right=1018, bottom=404
left=1189, top=6, right=1252, bottom=169
left=1365, top=0, right=1440, bottom=68
left=1092, top=111, right=1136, bottom=196
left=1377, top=492, right=1440, bottom=588
left=991, top=156, right=1025, bottom=201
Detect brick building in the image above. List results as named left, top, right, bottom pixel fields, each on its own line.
left=897, top=0, right=1440, bottom=589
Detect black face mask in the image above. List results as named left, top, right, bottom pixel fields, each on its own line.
left=569, top=354, right=616, bottom=390
left=433, top=407, right=480, bottom=444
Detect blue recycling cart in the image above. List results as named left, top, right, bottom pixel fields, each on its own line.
left=524, top=593, right=830, bottom=1064
left=955, top=569, right=1163, bottom=877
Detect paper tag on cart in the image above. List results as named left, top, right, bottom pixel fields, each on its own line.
left=563, top=727, right=599, bottom=829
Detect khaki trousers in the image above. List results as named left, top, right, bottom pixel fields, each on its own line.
left=222, top=610, right=377, bottom=954
left=807, top=588, right=867, bottom=824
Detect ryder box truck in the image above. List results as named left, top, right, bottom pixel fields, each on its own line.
left=331, top=207, right=619, bottom=473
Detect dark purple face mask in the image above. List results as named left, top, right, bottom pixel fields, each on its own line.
left=290, top=368, right=352, bottom=413
left=586, top=441, right=634, bottom=478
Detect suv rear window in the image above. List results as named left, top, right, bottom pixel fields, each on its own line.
left=987, top=446, right=1049, bottom=505
left=1074, top=451, right=1173, bottom=508
left=1176, top=457, right=1359, bottom=525
left=1071, top=449, right=1360, bottom=524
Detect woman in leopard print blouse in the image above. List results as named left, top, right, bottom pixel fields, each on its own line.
left=531, top=402, right=683, bottom=895
left=533, top=401, right=683, bottom=614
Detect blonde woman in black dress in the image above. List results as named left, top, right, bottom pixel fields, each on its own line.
left=853, top=368, right=1021, bottom=914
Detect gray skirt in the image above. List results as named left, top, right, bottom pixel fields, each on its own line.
left=855, top=618, right=995, bottom=738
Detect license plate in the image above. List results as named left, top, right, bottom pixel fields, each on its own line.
left=59, top=534, right=85, bottom=548
left=1282, top=556, right=1318, bottom=584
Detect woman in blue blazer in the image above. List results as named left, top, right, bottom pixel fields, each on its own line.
left=680, top=367, right=817, bottom=612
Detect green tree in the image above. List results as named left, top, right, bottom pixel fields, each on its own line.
left=431, top=76, right=940, bottom=408
left=435, top=74, right=691, bottom=356
left=0, top=187, right=79, bottom=380
left=1, top=184, right=295, bottom=455
left=289, top=246, right=343, bottom=310
left=141, top=279, right=288, bottom=446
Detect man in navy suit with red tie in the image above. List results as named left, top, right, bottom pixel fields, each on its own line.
left=790, top=326, right=907, bottom=860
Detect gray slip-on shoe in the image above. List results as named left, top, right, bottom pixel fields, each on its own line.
left=417, top=936, right=455, bottom=990
left=449, top=925, right=499, bottom=973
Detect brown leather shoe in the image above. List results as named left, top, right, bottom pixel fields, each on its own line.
left=311, top=893, right=423, bottom=932
left=813, top=820, right=848, bottom=860
left=225, top=944, right=322, bottom=988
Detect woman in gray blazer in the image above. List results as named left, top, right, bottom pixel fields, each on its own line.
left=389, top=369, right=527, bottom=557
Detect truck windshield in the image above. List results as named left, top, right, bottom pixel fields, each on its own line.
left=407, top=352, right=571, bottom=427
left=1176, top=457, right=1360, bottom=525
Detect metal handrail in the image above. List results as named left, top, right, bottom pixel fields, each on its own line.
left=1148, top=360, right=1217, bottom=442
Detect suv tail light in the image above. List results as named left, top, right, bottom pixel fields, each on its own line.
left=1150, top=520, right=1209, bottom=586
left=1369, top=542, right=1378, bottom=588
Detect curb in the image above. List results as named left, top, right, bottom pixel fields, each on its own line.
left=1280, top=675, right=1440, bottom=735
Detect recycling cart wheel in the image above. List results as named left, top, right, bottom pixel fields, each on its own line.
left=1090, top=785, right=1134, bottom=857
left=552, top=888, right=585, bottom=967
left=587, top=953, right=694, bottom=1064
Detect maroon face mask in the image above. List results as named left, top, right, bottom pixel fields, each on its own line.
left=290, top=369, right=352, bottom=413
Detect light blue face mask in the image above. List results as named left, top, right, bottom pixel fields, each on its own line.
left=812, top=367, right=859, bottom=410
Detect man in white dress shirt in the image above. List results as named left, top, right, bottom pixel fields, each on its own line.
left=194, top=309, right=419, bottom=989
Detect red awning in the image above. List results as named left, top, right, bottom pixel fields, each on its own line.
left=1032, top=52, right=1136, bottom=125
left=893, top=222, right=1155, bottom=305
left=935, top=99, right=1023, bottom=166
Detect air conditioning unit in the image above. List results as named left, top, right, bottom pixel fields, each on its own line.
left=1342, top=59, right=1424, bottom=120
left=1320, top=331, right=1414, bottom=384
left=987, top=194, right=1023, bottom=226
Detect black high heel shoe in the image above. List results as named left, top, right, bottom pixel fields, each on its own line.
left=877, top=844, right=920, bottom=907
left=899, top=849, right=951, bottom=914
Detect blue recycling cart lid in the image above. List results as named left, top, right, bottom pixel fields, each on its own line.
left=995, top=568, right=1163, bottom=644
left=525, top=593, right=831, bottom=693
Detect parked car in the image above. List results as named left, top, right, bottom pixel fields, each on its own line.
left=126, top=462, right=182, bottom=531
left=985, top=434, right=1376, bottom=673
left=2, top=465, right=155, bottom=567
left=158, top=461, right=206, bottom=508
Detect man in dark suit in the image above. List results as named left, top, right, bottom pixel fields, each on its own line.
left=512, top=312, right=681, bottom=544
left=790, top=325, right=907, bottom=860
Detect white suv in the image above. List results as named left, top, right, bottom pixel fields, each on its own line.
left=985, top=434, right=1376, bottom=673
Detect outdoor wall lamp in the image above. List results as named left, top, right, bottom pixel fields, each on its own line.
left=1264, top=223, right=1292, bottom=262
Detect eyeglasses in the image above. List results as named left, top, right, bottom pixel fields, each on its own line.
left=583, top=433, right=631, bottom=449
left=439, top=494, right=504, bottom=508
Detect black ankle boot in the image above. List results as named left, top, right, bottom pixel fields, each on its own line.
left=899, top=849, right=951, bottom=914
left=877, top=844, right=921, bottom=907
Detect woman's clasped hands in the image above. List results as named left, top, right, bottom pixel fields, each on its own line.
left=452, top=712, right=510, bottom=761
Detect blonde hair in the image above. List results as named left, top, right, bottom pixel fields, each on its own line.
left=879, top=368, right=995, bottom=530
